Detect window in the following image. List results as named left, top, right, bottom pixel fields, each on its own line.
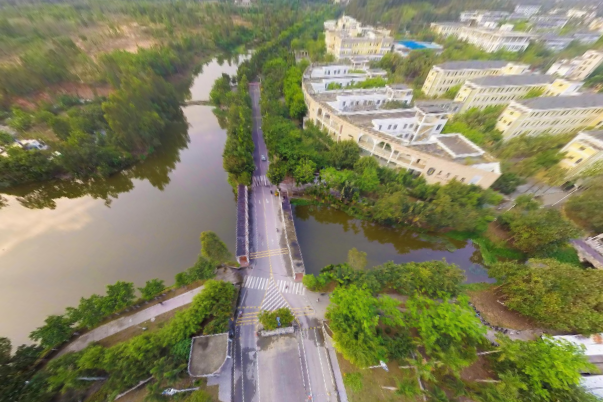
left=575, top=158, right=583, bottom=164
left=579, top=146, right=586, bottom=151
left=427, top=168, right=435, bottom=175
left=388, top=125, right=392, bottom=129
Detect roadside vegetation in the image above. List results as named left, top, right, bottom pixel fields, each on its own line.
left=0, top=0, right=321, bottom=190
left=0, top=231, right=232, bottom=401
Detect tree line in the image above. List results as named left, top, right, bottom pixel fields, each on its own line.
left=324, top=268, right=598, bottom=402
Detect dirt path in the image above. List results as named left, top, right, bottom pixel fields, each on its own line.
left=57, top=286, right=204, bottom=356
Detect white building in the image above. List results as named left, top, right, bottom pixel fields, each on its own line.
left=324, top=16, right=393, bottom=61
left=514, top=4, right=541, bottom=18
left=459, top=10, right=511, bottom=26
left=431, top=23, right=534, bottom=53
left=547, top=50, right=603, bottom=81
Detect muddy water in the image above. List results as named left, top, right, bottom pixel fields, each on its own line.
left=0, top=58, right=243, bottom=345
left=293, top=205, right=493, bottom=283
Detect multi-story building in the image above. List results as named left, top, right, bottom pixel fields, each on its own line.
left=529, top=15, right=569, bottom=30
left=454, top=75, right=582, bottom=113
left=547, top=50, right=603, bottom=81
left=422, top=60, right=530, bottom=97
left=459, top=10, right=511, bottom=26
left=514, top=4, right=541, bottom=18
left=495, top=94, right=603, bottom=139
left=539, top=32, right=602, bottom=52
left=559, top=130, right=603, bottom=177
left=302, top=64, right=501, bottom=188
left=324, top=16, right=393, bottom=61
left=431, top=23, right=535, bottom=53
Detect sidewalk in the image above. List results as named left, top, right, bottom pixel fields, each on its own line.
left=57, top=286, right=204, bottom=356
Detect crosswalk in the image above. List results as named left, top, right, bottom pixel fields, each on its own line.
left=277, top=280, right=305, bottom=295
left=242, top=275, right=269, bottom=290
left=261, top=278, right=289, bottom=311
left=242, top=276, right=306, bottom=295
left=252, top=175, right=269, bottom=187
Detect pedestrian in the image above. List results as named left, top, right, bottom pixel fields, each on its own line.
left=317, top=298, right=319, bottom=303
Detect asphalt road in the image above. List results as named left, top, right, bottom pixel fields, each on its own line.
left=231, top=83, right=337, bottom=402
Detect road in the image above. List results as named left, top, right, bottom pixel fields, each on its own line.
left=231, top=83, right=337, bottom=402
left=57, top=286, right=204, bottom=356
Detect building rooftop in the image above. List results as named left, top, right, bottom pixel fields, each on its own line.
left=468, top=74, right=555, bottom=87
left=188, top=333, right=229, bottom=377
left=437, top=134, right=482, bottom=156
left=518, top=94, right=603, bottom=110
left=582, top=130, right=603, bottom=141
left=436, top=60, right=509, bottom=71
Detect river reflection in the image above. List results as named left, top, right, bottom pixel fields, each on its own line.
left=294, top=204, right=493, bottom=283
left=0, top=57, right=244, bottom=345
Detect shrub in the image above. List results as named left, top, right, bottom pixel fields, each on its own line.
left=258, top=308, right=294, bottom=330
left=343, top=372, right=363, bottom=393
left=138, top=278, right=165, bottom=301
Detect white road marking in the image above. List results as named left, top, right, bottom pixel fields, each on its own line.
left=276, top=280, right=306, bottom=295
left=314, top=328, right=331, bottom=400
left=299, top=329, right=313, bottom=400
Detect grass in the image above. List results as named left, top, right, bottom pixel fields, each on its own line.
left=337, top=353, right=422, bottom=402
left=98, top=305, right=190, bottom=348
left=289, top=197, right=318, bottom=206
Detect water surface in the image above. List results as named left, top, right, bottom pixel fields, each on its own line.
left=0, top=59, right=242, bottom=345
left=294, top=204, right=492, bottom=283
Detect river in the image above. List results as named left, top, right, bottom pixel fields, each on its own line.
left=0, top=58, right=490, bottom=346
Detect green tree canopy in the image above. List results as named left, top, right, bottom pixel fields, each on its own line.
left=138, top=279, right=165, bottom=301
left=326, top=285, right=404, bottom=367
left=490, top=336, right=596, bottom=401
left=200, top=231, right=232, bottom=264
left=490, top=259, right=603, bottom=332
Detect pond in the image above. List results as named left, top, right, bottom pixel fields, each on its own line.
left=293, top=204, right=492, bottom=283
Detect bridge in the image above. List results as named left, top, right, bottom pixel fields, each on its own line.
left=230, top=82, right=341, bottom=402
left=182, top=99, right=212, bottom=106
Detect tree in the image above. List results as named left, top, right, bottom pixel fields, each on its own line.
left=443, top=84, right=462, bottom=99
left=566, top=181, right=603, bottom=232
left=0, top=337, right=10, bottom=364
left=138, top=279, right=165, bottom=301
left=347, top=247, right=368, bottom=271
left=492, top=172, right=525, bottom=195
left=103, top=281, right=136, bottom=315
left=49, top=116, right=72, bottom=141
left=200, top=231, right=232, bottom=264
left=326, top=285, right=404, bottom=367
left=71, top=294, right=107, bottom=329
left=490, top=336, right=596, bottom=401
left=0, top=130, right=13, bottom=145
left=258, top=308, right=295, bottom=330
left=500, top=208, right=581, bottom=254
left=29, top=315, right=73, bottom=349
left=186, top=255, right=216, bottom=281
left=405, top=295, right=486, bottom=372
left=490, top=259, right=603, bottom=332
left=327, top=140, right=360, bottom=170
left=8, top=107, right=32, bottom=132
left=293, top=158, right=316, bottom=185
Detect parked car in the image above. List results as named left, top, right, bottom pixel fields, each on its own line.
left=261, top=155, right=267, bottom=161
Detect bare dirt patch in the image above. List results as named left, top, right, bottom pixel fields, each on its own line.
left=73, top=22, right=156, bottom=57
left=116, top=377, right=219, bottom=402
left=467, top=288, right=538, bottom=331
left=461, top=355, right=495, bottom=382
